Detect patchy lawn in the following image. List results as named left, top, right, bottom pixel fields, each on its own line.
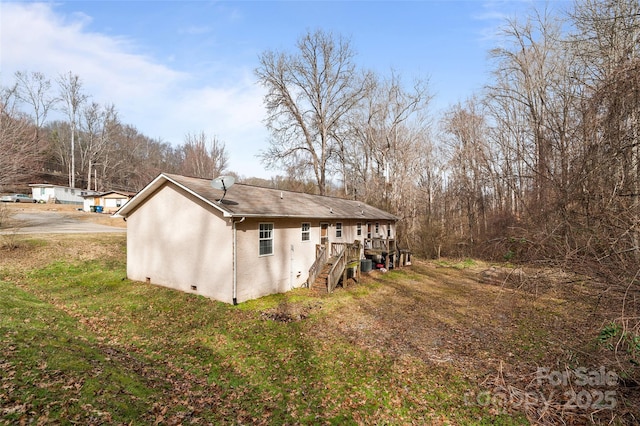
left=1, top=235, right=638, bottom=424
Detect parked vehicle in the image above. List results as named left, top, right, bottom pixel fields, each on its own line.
left=0, top=194, right=36, bottom=203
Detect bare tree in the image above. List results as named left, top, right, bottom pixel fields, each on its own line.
left=80, top=102, right=120, bottom=190
left=104, top=125, right=173, bottom=191
left=179, top=131, right=228, bottom=179
left=416, top=142, right=447, bottom=258
left=256, top=29, right=371, bottom=195
left=570, top=0, right=640, bottom=256
left=441, top=99, right=492, bottom=246
left=360, top=74, right=431, bottom=206
left=0, top=83, right=41, bottom=190
left=57, top=71, right=89, bottom=188
left=488, top=9, right=566, bottom=213
left=570, top=0, right=640, bottom=86
left=14, top=71, right=57, bottom=147
left=334, top=72, right=433, bottom=250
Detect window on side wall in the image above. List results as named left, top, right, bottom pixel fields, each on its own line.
left=301, top=222, right=310, bottom=242
left=388, top=222, right=392, bottom=237
left=375, top=222, right=380, bottom=235
left=259, top=223, right=274, bottom=256
left=356, top=223, right=362, bottom=237
left=336, top=222, right=342, bottom=238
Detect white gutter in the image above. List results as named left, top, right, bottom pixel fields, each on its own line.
left=232, top=216, right=246, bottom=305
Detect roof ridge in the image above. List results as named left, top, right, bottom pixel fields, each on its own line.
left=117, top=172, right=398, bottom=221
left=164, top=172, right=363, bottom=203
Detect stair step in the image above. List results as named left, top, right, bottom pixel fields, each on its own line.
left=308, top=253, right=350, bottom=295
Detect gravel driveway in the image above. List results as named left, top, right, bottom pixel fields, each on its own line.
left=0, top=210, right=126, bottom=234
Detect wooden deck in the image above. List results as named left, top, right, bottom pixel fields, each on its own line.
left=308, top=238, right=409, bottom=295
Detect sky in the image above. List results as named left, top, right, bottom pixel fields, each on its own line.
left=0, top=0, right=566, bottom=179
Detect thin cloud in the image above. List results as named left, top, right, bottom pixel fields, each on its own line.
left=471, top=1, right=529, bottom=43
left=1, top=3, right=185, bottom=101
left=180, top=25, right=213, bottom=35
left=1, top=2, right=270, bottom=177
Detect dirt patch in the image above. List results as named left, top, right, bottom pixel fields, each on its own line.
left=316, top=262, right=576, bottom=366
left=310, top=260, right=639, bottom=424
left=261, top=301, right=322, bottom=322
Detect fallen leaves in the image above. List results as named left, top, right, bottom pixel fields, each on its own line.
left=2, top=239, right=639, bottom=424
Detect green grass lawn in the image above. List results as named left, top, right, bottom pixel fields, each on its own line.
left=3, top=234, right=625, bottom=424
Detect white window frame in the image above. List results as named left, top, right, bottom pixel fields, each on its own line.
left=335, top=222, right=343, bottom=238
left=259, top=223, right=274, bottom=256
left=301, top=222, right=311, bottom=242
left=356, top=223, right=362, bottom=237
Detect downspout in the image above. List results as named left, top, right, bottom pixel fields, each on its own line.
left=232, top=217, right=246, bottom=305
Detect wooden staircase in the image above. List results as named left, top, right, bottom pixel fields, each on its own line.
left=307, top=242, right=361, bottom=296
left=308, top=256, right=338, bottom=294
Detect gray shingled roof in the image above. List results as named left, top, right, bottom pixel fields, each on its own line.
left=116, top=173, right=397, bottom=221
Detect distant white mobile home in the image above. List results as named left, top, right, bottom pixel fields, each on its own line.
left=29, top=183, right=87, bottom=205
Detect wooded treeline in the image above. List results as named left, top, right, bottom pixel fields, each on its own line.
left=439, top=0, right=640, bottom=280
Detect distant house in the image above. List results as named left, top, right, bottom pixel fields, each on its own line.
left=114, top=173, right=399, bottom=304
left=29, top=183, right=87, bottom=205
left=82, top=190, right=134, bottom=213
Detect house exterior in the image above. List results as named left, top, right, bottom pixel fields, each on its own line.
left=82, top=191, right=134, bottom=213
left=29, top=183, right=87, bottom=205
left=114, top=173, right=398, bottom=304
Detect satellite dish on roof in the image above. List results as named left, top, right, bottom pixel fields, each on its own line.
left=211, top=175, right=235, bottom=204
left=211, top=175, right=235, bottom=191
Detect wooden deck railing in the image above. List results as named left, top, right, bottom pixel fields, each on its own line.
left=331, top=241, right=361, bottom=262
left=363, top=237, right=396, bottom=252
left=307, top=244, right=327, bottom=287
left=327, top=246, right=347, bottom=293
left=327, top=241, right=361, bottom=293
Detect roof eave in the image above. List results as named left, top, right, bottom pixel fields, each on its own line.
left=219, top=213, right=398, bottom=221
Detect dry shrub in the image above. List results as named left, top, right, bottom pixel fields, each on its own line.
left=0, top=202, right=8, bottom=228
left=477, top=361, right=633, bottom=425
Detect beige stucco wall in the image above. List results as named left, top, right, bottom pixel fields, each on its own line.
left=126, top=183, right=235, bottom=303
left=233, top=219, right=395, bottom=302
left=235, top=218, right=319, bottom=301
